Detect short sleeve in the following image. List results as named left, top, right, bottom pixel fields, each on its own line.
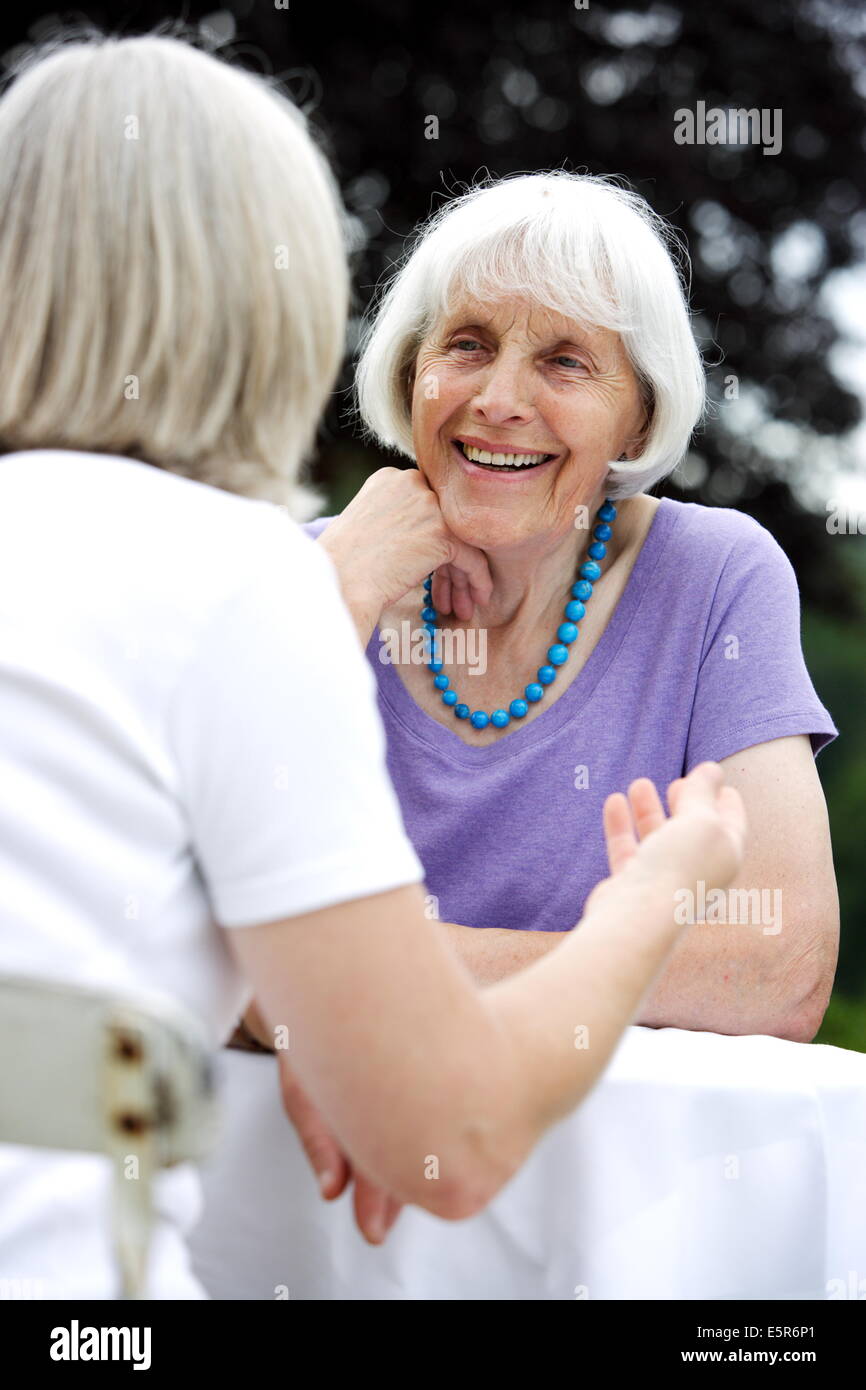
left=684, top=519, right=839, bottom=771
left=300, top=516, right=334, bottom=541
left=165, top=514, right=425, bottom=928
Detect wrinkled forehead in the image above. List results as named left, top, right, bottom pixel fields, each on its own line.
left=431, top=289, right=619, bottom=353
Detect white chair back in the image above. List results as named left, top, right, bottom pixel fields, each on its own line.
left=0, top=974, right=218, bottom=1298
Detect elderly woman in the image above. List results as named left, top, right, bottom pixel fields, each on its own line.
left=219, top=173, right=839, bottom=1262
left=296, top=172, right=839, bottom=1043
left=0, top=36, right=748, bottom=1298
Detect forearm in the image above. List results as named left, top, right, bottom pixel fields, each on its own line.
left=442, top=922, right=565, bottom=985
left=316, top=531, right=382, bottom=649
left=632, top=919, right=824, bottom=1040
left=444, top=918, right=816, bottom=1040
left=482, top=863, right=688, bottom=1134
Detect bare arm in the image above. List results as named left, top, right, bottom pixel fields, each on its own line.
left=439, top=738, right=838, bottom=1043
left=635, top=737, right=838, bottom=1042
left=438, top=922, right=565, bottom=987
left=225, top=766, right=745, bottom=1221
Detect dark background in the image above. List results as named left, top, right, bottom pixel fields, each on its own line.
left=5, top=0, right=865, bottom=1045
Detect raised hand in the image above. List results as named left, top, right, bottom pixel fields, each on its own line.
left=584, top=762, right=747, bottom=920
left=317, top=465, right=493, bottom=623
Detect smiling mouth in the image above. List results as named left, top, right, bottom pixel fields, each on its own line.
left=454, top=440, right=556, bottom=472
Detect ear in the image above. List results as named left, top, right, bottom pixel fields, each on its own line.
left=405, top=353, right=418, bottom=402
left=623, top=396, right=653, bottom=459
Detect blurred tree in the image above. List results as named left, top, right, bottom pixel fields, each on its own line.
left=4, top=1, right=864, bottom=614
left=238, top=0, right=866, bottom=623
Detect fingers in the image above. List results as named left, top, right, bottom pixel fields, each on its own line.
left=446, top=565, right=475, bottom=622
left=602, top=778, right=667, bottom=876
left=430, top=554, right=492, bottom=623
left=628, top=778, right=666, bottom=838
left=353, top=1173, right=404, bottom=1245
left=717, top=782, right=748, bottom=851
left=668, top=762, right=723, bottom=815
left=383, top=1193, right=404, bottom=1236
left=430, top=568, right=452, bottom=616
left=277, top=1061, right=350, bottom=1201
left=602, top=792, right=637, bottom=875
left=428, top=534, right=493, bottom=626
left=448, top=540, right=494, bottom=609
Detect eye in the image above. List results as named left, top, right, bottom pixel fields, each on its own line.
left=451, top=338, right=484, bottom=352
left=551, top=354, right=587, bottom=370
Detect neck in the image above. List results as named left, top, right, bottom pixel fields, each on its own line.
left=469, top=493, right=629, bottom=636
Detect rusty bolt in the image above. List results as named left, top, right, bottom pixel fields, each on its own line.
left=112, top=1032, right=143, bottom=1063
left=114, top=1111, right=150, bottom=1135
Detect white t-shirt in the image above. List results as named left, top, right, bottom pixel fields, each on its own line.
left=0, top=448, right=424, bottom=1298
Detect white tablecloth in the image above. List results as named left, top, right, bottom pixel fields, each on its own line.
left=189, top=1026, right=866, bottom=1300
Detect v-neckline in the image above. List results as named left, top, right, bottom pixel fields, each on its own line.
left=365, top=496, right=679, bottom=768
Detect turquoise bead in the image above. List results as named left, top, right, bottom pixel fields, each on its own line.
left=421, top=496, right=617, bottom=735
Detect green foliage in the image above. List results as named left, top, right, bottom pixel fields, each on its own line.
left=802, top=597, right=866, bottom=1011
left=815, top=992, right=866, bottom=1054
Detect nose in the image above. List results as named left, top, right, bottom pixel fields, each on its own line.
left=470, top=351, right=537, bottom=427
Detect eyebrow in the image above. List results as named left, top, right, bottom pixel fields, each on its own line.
left=440, top=318, right=603, bottom=364
left=441, top=318, right=599, bottom=348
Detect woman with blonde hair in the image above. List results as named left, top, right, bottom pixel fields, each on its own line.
left=0, top=30, right=745, bottom=1298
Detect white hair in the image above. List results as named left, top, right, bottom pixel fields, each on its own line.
left=0, top=28, right=349, bottom=518
left=356, top=171, right=706, bottom=499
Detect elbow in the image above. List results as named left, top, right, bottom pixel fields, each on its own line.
left=776, top=986, right=833, bottom=1044
left=772, top=914, right=839, bottom=1045
left=412, top=1152, right=522, bottom=1223
left=376, top=1016, right=539, bottom=1222
left=772, top=967, right=835, bottom=1044
left=398, top=1102, right=534, bottom=1222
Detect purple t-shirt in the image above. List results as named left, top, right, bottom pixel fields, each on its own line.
left=303, top=498, right=838, bottom=933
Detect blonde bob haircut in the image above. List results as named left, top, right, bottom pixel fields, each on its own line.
left=0, top=30, right=349, bottom=515
left=356, top=171, right=706, bottom=500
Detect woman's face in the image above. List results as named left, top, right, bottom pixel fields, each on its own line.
left=410, top=293, right=648, bottom=551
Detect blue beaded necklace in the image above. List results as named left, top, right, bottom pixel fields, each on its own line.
left=422, top=497, right=617, bottom=731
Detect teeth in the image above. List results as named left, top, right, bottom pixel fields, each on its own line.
left=462, top=444, right=549, bottom=467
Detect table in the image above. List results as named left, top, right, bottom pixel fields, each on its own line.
left=189, top=1026, right=866, bottom=1300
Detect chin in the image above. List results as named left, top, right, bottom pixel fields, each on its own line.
left=442, top=507, right=536, bottom=552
